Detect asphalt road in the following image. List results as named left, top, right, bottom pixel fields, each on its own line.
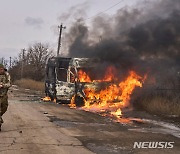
left=0, top=86, right=180, bottom=154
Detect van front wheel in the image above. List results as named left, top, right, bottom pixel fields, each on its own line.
left=75, top=95, right=85, bottom=107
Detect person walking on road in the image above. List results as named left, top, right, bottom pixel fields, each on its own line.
left=0, top=64, right=11, bottom=131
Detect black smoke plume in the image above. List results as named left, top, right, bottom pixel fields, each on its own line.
left=63, top=0, right=180, bottom=86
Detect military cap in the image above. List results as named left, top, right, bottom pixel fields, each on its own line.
left=0, top=64, right=4, bottom=68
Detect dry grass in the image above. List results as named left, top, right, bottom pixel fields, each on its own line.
left=139, top=96, right=180, bottom=116
left=14, top=79, right=44, bottom=92
left=134, top=90, right=180, bottom=117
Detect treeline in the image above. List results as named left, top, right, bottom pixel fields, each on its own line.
left=8, top=42, right=54, bottom=81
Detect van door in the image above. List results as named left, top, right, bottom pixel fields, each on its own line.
left=55, top=67, right=75, bottom=101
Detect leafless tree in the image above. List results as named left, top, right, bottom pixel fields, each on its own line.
left=9, top=43, right=54, bottom=81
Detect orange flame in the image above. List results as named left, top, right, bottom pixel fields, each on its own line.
left=69, top=96, right=76, bottom=108
left=78, top=66, right=117, bottom=83
left=103, top=66, right=117, bottom=81
left=78, top=70, right=91, bottom=82
left=42, top=96, right=57, bottom=103
left=42, top=96, right=51, bottom=101
left=83, top=70, right=143, bottom=107
left=111, top=109, right=122, bottom=118
left=71, top=66, right=146, bottom=121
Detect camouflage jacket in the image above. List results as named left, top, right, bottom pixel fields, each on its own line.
left=0, top=72, right=11, bottom=96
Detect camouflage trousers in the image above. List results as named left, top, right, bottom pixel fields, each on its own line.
left=0, top=95, right=8, bottom=124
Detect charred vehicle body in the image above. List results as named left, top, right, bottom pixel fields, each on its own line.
left=45, top=57, right=108, bottom=106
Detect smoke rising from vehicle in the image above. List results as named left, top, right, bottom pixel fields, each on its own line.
left=63, top=0, right=180, bottom=84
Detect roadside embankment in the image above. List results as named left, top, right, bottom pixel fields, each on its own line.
left=14, top=79, right=44, bottom=92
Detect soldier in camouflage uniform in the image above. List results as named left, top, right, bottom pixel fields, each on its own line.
left=0, top=64, right=11, bottom=131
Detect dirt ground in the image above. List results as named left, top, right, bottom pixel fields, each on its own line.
left=0, top=85, right=179, bottom=154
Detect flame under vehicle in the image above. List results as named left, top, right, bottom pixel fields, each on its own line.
left=45, top=57, right=110, bottom=106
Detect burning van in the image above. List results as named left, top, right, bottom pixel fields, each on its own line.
left=45, top=57, right=107, bottom=106
left=45, top=56, right=144, bottom=117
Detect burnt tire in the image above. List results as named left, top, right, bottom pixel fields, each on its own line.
left=46, top=91, right=56, bottom=101
left=75, top=96, right=85, bottom=107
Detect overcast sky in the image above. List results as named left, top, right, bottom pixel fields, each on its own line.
left=0, top=0, right=140, bottom=59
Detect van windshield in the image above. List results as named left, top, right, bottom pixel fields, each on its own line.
left=77, top=67, right=106, bottom=83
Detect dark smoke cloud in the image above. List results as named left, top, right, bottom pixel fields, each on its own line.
left=63, top=0, right=180, bottom=85
left=58, top=1, right=89, bottom=22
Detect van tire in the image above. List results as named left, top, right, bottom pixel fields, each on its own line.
left=75, top=96, right=85, bottom=107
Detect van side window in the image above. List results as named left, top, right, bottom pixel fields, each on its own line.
left=56, top=68, right=67, bottom=82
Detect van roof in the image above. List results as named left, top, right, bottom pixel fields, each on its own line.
left=47, top=57, right=100, bottom=68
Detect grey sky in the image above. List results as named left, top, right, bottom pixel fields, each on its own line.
left=0, top=0, right=140, bottom=59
